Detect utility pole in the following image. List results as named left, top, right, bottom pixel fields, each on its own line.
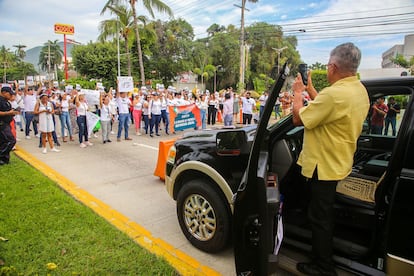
left=235, top=0, right=249, bottom=92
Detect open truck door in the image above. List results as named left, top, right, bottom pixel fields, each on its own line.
left=233, top=64, right=290, bottom=275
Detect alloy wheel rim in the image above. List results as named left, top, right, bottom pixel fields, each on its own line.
left=183, top=194, right=216, bottom=241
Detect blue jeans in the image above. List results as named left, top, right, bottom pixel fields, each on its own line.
left=60, top=112, right=72, bottom=138
left=143, top=115, right=149, bottom=134
left=77, top=115, right=88, bottom=143
left=384, top=116, right=397, bottom=136
left=24, top=112, right=38, bottom=136
left=259, top=105, right=265, bottom=118
left=224, top=114, right=233, bottom=126
left=117, top=113, right=130, bottom=139
left=200, top=109, right=206, bottom=129
left=274, top=104, right=281, bottom=119
left=161, top=110, right=169, bottom=134
left=150, top=114, right=161, bottom=135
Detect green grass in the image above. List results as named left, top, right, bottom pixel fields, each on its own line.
left=0, top=154, right=178, bottom=275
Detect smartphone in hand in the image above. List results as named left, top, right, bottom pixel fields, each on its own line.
left=299, top=63, right=308, bottom=85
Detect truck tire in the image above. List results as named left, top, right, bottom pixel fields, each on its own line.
left=176, top=179, right=231, bottom=253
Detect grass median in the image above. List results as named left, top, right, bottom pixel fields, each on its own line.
left=0, top=154, right=177, bottom=275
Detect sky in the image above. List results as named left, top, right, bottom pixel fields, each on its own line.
left=0, top=0, right=414, bottom=70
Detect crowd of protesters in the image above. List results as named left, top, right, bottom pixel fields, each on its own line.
left=1, top=78, right=299, bottom=165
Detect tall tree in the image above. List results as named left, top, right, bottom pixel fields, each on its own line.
left=101, top=0, right=173, bottom=85
left=99, top=4, right=147, bottom=76
left=148, top=18, right=194, bottom=85
left=38, top=40, right=63, bottom=75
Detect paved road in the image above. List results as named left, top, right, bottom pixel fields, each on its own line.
left=14, top=127, right=235, bottom=275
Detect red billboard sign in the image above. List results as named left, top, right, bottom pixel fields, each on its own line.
left=54, top=23, right=74, bottom=35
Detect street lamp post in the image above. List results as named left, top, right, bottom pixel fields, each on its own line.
left=272, top=46, right=288, bottom=75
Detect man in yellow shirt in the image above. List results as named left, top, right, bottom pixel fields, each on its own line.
left=292, top=43, right=370, bottom=276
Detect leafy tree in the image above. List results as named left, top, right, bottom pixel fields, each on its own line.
left=0, top=45, right=36, bottom=82
left=71, top=42, right=119, bottom=88
left=102, top=0, right=173, bottom=86
left=310, top=62, right=326, bottom=70
left=148, top=19, right=194, bottom=86
left=207, top=23, right=225, bottom=37
left=391, top=53, right=410, bottom=68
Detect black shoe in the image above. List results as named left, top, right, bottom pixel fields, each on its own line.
left=156, top=133, right=160, bottom=136
left=56, top=142, right=61, bottom=147
left=150, top=134, right=153, bottom=137
left=297, top=262, right=337, bottom=276
left=103, top=141, right=107, bottom=144
left=107, top=139, right=112, bottom=143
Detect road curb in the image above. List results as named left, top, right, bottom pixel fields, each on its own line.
left=14, top=146, right=221, bottom=276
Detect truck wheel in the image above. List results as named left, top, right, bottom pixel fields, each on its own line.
left=176, top=179, right=231, bottom=253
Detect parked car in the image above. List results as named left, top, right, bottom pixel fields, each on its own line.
left=165, top=65, right=414, bottom=275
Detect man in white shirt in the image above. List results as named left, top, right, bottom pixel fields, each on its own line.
left=116, top=89, right=132, bottom=142
left=241, top=91, right=256, bottom=125
left=23, top=86, right=40, bottom=139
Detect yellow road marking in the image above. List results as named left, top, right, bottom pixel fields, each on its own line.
left=14, top=146, right=221, bottom=276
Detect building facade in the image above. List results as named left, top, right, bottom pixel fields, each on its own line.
left=382, top=34, right=414, bottom=68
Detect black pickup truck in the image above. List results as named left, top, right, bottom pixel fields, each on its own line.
left=165, top=66, right=414, bottom=275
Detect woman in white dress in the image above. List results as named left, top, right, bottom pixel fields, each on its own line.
left=34, top=94, right=60, bottom=154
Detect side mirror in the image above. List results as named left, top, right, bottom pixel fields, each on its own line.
left=216, top=130, right=246, bottom=156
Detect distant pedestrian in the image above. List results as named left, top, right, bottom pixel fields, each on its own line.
left=384, top=97, right=400, bottom=136
left=34, top=94, right=60, bottom=154
left=0, top=86, right=19, bottom=165
left=116, top=88, right=132, bottom=142
left=223, top=93, right=233, bottom=126
left=75, top=93, right=93, bottom=148
left=100, top=94, right=113, bottom=143
left=258, top=91, right=268, bottom=118
left=241, top=91, right=256, bottom=124
left=274, top=96, right=281, bottom=119
left=280, top=91, right=293, bottom=117
left=196, top=93, right=208, bottom=130
left=370, top=97, right=388, bottom=135
left=58, top=92, right=74, bottom=142
left=207, top=93, right=218, bottom=125
left=149, top=92, right=162, bottom=137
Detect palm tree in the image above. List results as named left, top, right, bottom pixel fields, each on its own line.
left=38, top=40, right=63, bottom=77
left=101, top=0, right=173, bottom=85
left=98, top=4, right=139, bottom=76
left=13, top=44, right=27, bottom=60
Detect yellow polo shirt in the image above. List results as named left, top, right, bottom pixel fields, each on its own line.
left=297, top=76, right=370, bottom=180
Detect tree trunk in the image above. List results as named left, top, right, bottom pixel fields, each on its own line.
left=130, top=0, right=145, bottom=85
left=125, top=37, right=131, bottom=76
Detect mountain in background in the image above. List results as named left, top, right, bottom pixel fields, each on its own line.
left=24, top=41, right=74, bottom=72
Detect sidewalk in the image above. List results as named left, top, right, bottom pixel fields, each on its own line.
left=13, top=126, right=234, bottom=275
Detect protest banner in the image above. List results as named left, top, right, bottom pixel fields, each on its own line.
left=18, top=80, right=25, bottom=88
left=168, top=104, right=201, bottom=133
left=86, top=111, right=100, bottom=138
left=83, top=89, right=100, bottom=107
left=117, top=76, right=134, bottom=92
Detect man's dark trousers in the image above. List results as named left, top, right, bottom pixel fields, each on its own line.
left=0, top=124, right=16, bottom=163
left=308, top=170, right=338, bottom=272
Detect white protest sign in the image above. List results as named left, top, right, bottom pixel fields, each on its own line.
left=65, top=85, right=73, bottom=93
left=75, top=84, right=81, bottom=91
left=26, top=76, right=34, bottom=86
left=53, top=81, right=59, bottom=88
left=18, top=80, right=25, bottom=88
left=117, top=76, right=134, bottom=92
